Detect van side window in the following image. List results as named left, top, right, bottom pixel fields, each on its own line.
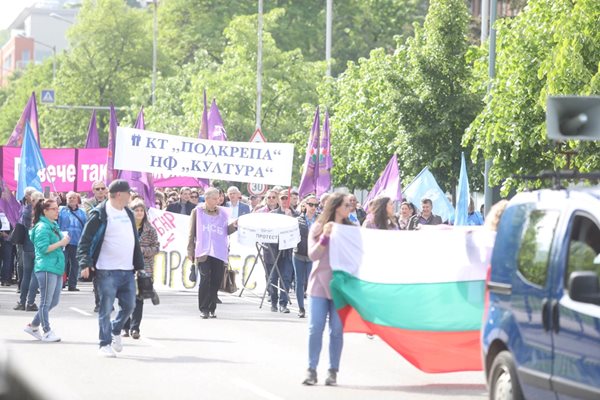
left=565, top=215, right=600, bottom=289
left=517, top=210, right=560, bottom=286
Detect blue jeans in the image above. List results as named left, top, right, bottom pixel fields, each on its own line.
left=308, top=296, right=343, bottom=371
left=293, top=256, right=312, bottom=309
left=64, top=245, right=79, bottom=289
left=31, top=271, right=62, bottom=333
left=96, top=270, right=136, bottom=347
left=267, top=255, right=293, bottom=307
left=19, top=251, right=38, bottom=306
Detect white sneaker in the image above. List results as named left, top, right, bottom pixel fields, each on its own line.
left=98, top=345, right=116, bottom=358
left=111, top=334, right=123, bottom=352
left=24, top=324, right=42, bottom=340
left=41, top=330, right=61, bottom=342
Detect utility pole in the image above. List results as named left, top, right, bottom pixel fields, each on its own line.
left=325, top=0, right=332, bottom=76
left=152, top=0, right=158, bottom=106
left=484, top=0, right=498, bottom=216
left=256, top=0, right=263, bottom=129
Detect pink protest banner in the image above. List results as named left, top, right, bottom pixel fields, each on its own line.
left=75, top=148, right=109, bottom=191
left=2, top=146, right=76, bottom=192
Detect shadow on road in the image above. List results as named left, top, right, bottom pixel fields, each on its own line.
left=116, top=354, right=241, bottom=364
left=343, top=383, right=486, bottom=395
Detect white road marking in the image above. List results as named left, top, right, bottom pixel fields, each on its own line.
left=231, top=378, right=284, bottom=400
left=70, top=307, right=93, bottom=316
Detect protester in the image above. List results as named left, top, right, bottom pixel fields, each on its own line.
left=187, top=187, right=237, bottom=319
left=226, top=186, right=251, bottom=219
left=58, top=191, right=86, bottom=291
left=363, top=197, right=398, bottom=230
left=217, top=187, right=226, bottom=206
left=294, top=195, right=318, bottom=318
left=189, top=189, right=200, bottom=205
left=83, top=180, right=107, bottom=214
left=166, top=187, right=195, bottom=215
left=467, top=198, right=484, bottom=226
left=154, top=191, right=165, bottom=210
left=264, top=190, right=299, bottom=313
left=77, top=179, right=145, bottom=358
left=317, top=193, right=330, bottom=213
left=303, top=192, right=353, bottom=386
left=14, top=190, right=44, bottom=312
left=290, top=189, right=300, bottom=211
left=0, top=215, right=14, bottom=286
left=122, top=199, right=160, bottom=339
left=256, top=189, right=280, bottom=213
left=417, top=198, right=443, bottom=226
left=249, top=195, right=261, bottom=211
left=347, top=195, right=366, bottom=226
left=24, top=198, right=70, bottom=342
left=397, top=201, right=419, bottom=230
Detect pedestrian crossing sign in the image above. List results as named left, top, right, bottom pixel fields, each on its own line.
left=41, top=90, right=55, bottom=104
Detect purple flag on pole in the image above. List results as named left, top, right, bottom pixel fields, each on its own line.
left=316, top=110, right=332, bottom=196
left=84, top=110, right=100, bottom=148
left=6, top=92, right=40, bottom=146
left=207, top=99, right=227, bottom=141
left=106, top=104, right=118, bottom=184
left=118, top=107, right=156, bottom=208
left=298, top=106, right=320, bottom=198
left=0, top=174, right=22, bottom=227
left=363, top=154, right=403, bottom=211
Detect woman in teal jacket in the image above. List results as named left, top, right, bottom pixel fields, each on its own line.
left=24, top=199, right=70, bottom=342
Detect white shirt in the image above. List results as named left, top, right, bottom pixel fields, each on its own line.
left=230, top=202, right=239, bottom=219
left=96, top=202, right=135, bottom=270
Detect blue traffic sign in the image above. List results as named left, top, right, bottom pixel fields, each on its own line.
left=41, top=89, right=55, bottom=104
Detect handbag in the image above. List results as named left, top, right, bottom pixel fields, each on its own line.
left=189, top=264, right=197, bottom=282
left=8, top=223, right=26, bottom=245
left=137, top=271, right=160, bottom=305
left=219, top=264, right=237, bottom=293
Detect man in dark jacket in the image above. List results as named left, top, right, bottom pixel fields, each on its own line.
left=77, top=180, right=144, bottom=358
left=166, top=187, right=195, bottom=215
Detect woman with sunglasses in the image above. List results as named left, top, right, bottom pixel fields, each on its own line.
left=24, top=199, right=70, bottom=342
left=303, top=192, right=353, bottom=386
left=294, top=195, right=319, bottom=318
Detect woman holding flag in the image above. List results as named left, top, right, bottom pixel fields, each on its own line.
left=303, top=192, right=353, bottom=386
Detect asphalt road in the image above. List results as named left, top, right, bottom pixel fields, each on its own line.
left=0, top=283, right=487, bottom=400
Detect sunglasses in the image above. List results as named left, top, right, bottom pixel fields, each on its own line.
left=280, top=196, right=288, bottom=200
left=191, top=195, right=199, bottom=198
left=94, top=187, right=106, bottom=191
left=267, top=196, right=277, bottom=199
left=306, top=203, right=318, bottom=207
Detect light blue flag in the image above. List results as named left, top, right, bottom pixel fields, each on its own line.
left=17, top=121, right=47, bottom=200
left=403, top=167, right=454, bottom=223
left=454, top=152, right=469, bottom=226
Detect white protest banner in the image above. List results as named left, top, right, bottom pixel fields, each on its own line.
left=147, top=208, right=266, bottom=294
left=115, top=127, right=295, bottom=186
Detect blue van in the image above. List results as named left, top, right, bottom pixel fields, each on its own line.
left=482, top=188, right=600, bottom=400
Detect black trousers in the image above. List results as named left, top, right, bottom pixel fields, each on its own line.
left=197, top=256, right=224, bottom=313
left=124, top=297, right=144, bottom=332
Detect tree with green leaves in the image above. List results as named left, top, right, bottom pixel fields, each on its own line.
left=464, top=0, right=600, bottom=192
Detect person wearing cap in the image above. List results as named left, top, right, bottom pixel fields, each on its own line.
left=77, top=179, right=145, bottom=358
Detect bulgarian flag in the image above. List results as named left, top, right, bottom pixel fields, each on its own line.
left=329, top=224, right=491, bottom=373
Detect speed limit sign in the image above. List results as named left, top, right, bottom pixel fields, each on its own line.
left=247, top=182, right=268, bottom=196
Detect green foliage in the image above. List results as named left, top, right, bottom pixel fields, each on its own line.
left=464, top=0, right=600, bottom=192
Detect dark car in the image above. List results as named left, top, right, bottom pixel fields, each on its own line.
left=482, top=187, right=600, bottom=400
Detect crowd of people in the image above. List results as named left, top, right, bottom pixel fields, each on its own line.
left=0, top=179, right=488, bottom=381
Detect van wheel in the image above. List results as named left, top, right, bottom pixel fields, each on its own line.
left=489, top=351, right=524, bottom=400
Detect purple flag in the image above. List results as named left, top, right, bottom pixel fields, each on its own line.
left=0, top=174, right=21, bottom=227
left=118, top=107, right=156, bottom=208
left=84, top=110, right=100, bottom=148
left=198, top=89, right=209, bottom=140
left=106, top=104, right=118, bottom=184
left=6, top=92, right=39, bottom=146
left=363, top=154, right=403, bottom=211
left=298, top=106, right=320, bottom=198
left=207, top=99, right=227, bottom=141
left=316, top=110, right=332, bottom=196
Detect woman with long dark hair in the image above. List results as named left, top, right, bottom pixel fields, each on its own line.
left=122, top=199, right=160, bottom=339
left=362, top=197, right=398, bottom=230
left=294, top=195, right=319, bottom=318
left=397, top=201, right=419, bottom=230
left=24, top=199, right=70, bottom=342
left=303, top=192, right=353, bottom=386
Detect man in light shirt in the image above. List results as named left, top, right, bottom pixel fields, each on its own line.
left=77, top=180, right=144, bottom=358
left=225, top=186, right=250, bottom=220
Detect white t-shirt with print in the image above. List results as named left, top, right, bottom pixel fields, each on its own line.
left=96, top=202, right=135, bottom=270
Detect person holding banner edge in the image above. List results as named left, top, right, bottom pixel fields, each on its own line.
left=303, top=192, right=353, bottom=386
left=187, top=187, right=237, bottom=319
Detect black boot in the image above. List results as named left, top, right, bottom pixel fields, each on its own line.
left=302, top=368, right=317, bottom=385
left=325, top=369, right=337, bottom=386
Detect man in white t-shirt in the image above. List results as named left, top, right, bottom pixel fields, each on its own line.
left=77, top=180, right=145, bottom=358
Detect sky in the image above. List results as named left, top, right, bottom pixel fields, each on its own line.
left=0, top=0, right=41, bottom=30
